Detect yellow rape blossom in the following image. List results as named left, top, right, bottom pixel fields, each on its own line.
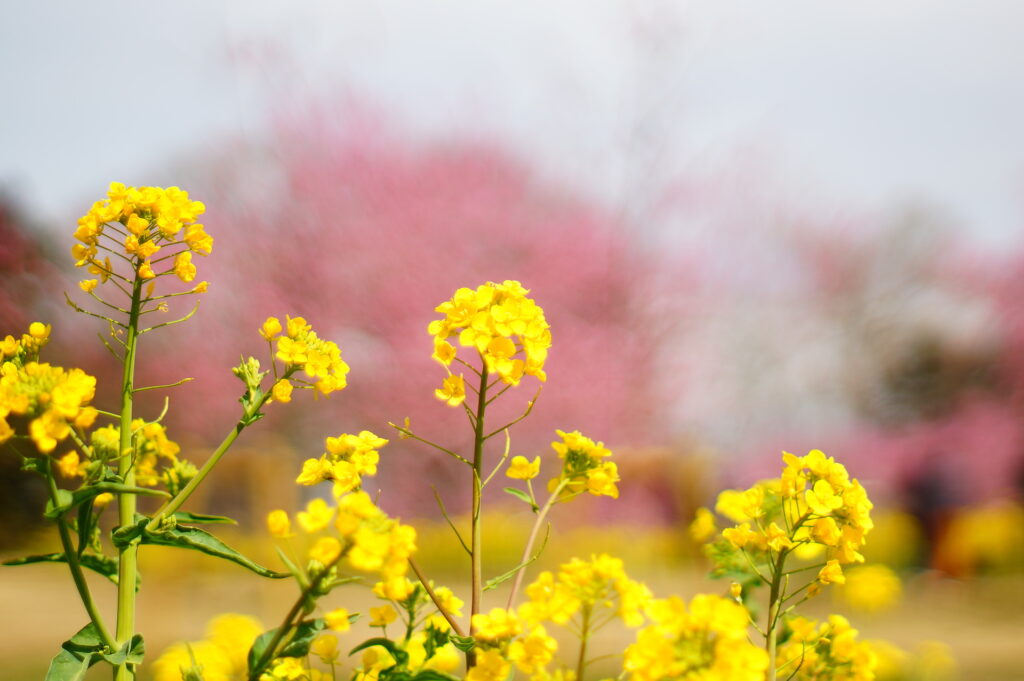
left=434, top=373, right=466, bottom=407
left=325, top=608, right=351, bottom=632
left=548, top=429, right=619, bottom=500
left=262, top=315, right=349, bottom=396
left=266, top=510, right=292, bottom=538
left=429, top=280, right=551, bottom=387
left=507, top=455, right=540, bottom=480
left=297, top=498, right=334, bottom=533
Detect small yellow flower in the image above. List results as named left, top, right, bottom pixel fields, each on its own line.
left=79, top=279, right=98, bottom=293
left=272, top=379, right=293, bottom=403
left=309, top=537, right=342, bottom=566
left=310, top=634, right=339, bottom=662
left=369, top=605, right=398, bottom=627
left=192, top=281, right=209, bottom=293
left=93, top=492, right=114, bottom=508
left=266, top=509, right=292, bottom=538
left=434, top=374, right=465, bottom=407
left=138, top=260, right=155, bottom=279
left=506, top=455, right=540, bottom=480
left=818, top=559, right=845, bottom=585
left=260, top=317, right=282, bottom=341
left=324, top=608, right=351, bottom=632
left=28, top=322, right=50, bottom=340
left=297, top=498, right=334, bottom=533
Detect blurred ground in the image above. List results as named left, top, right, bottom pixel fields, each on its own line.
left=3, top=524, right=1023, bottom=681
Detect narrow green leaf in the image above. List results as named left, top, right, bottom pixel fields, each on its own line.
left=348, top=637, right=409, bottom=666
left=137, top=524, right=288, bottom=578
left=409, top=670, right=461, bottom=681
left=502, top=487, right=537, bottom=510
left=3, top=552, right=138, bottom=590
left=483, top=524, right=550, bottom=591
left=172, top=511, right=238, bottom=525
left=448, top=635, right=476, bottom=653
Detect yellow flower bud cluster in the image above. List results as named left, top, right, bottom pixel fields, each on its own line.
left=90, top=419, right=182, bottom=488
left=151, top=613, right=263, bottom=681
left=623, top=594, right=769, bottom=681
left=261, top=316, right=350, bottom=397
left=519, top=554, right=651, bottom=629
left=549, top=429, right=620, bottom=499
left=295, top=430, right=387, bottom=494
left=428, top=281, right=551, bottom=405
left=271, top=490, right=416, bottom=581
left=0, top=344, right=97, bottom=453
left=1, top=322, right=51, bottom=367
left=706, top=450, right=874, bottom=581
left=777, top=615, right=878, bottom=681
left=74, top=182, right=211, bottom=289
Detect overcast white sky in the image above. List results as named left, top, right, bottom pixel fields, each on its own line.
left=2, top=1, right=1022, bottom=246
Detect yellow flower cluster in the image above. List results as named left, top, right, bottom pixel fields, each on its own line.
left=151, top=613, right=263, bottom=681
left=296, top=430, right=387, bottom=494
left=777, top=615, right=878, bottom=681
left=519, top=554, right=651, bottom=628
left=261, top=316, right=350, bottom=397
left=623, top=594, right=768, bottom=681
left=0, top=325, right=97, bottom=453
left=428, top=281, right=551, bottom=404
left=465, top=608, right=558, bottom=681
left=74, top=182, right=211, bottom=288
left=548, top=429, right=620, bottom=499
left=272, top=490, right=416, bottom=580
left=90, top=419, right=183, bottom=487
left=710, top=450, right=874, bottom=576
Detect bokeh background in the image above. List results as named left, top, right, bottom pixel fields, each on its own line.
left=2, top=2, right=1023, bottom=679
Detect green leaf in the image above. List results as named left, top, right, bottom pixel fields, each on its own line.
left=21, top=456, right=46, bottom=474
left=409, top=671, right=461, bottom=681
left=502, top=487, right=537, bottom=510
left=100, top=634, right=144, bottom=666
left=449, top=635, right=476, bottom=653
left=349, top=637, right=409, bottom=666
left=44, top=623, right=104, bottom=681
left=248, top=618, right=326, bottom=675
left=172, top=511, right=238, bottom=525
left=3, top=552, right=140, bottom=590
left=44, top=483, right=169, bottom=519
left=138, top=524, right=288, bottom=578
left=483, top=524, right=550, bottom=592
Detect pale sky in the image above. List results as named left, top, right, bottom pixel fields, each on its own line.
left=2, top=1, right=1022, bottom=247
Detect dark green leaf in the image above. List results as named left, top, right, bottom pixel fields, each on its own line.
left=44, top=623, right=104, bottom=681
left=248, top=618, right=326, bottom=675
left=502, top=487, right=537, bottom=510
left=138, top=524, right=288, bottom=578
left=410, top=670, right=461, bottom=681
left=3, top=552, right=139, bottom=590
left=172, top=511, right=238, bottom=525
left=349, top=637, right=409, bottom=666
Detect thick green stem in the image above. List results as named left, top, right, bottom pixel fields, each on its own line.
left=45, top=460, right=117, bottom=649
left=468, top=363, right=490, bottom=668
left=145, top=391, right=270, bottom=532
left=114, top=277, right=143, bottom=681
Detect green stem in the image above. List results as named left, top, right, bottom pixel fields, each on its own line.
left=577, top=605, right=592, bottom=681
left=468, top=362, right=489, bottom=669
left=249, top=553, right=344, bottom=681
left=145, top=390, right=271, bottom=532
left=45, top=460, right=117, bottom=649
left=766, top=551, right=788, bottom=681
left=114, top=276, right=143, bottom=681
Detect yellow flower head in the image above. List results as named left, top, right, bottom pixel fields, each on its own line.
left=266, top=509, right=292, bottom=538
left=271, top=315, right=349, bottom=397
left=548, top=429, right=618, bottom=500
left=506, top=455, right=540, bottom=481
left=325, top=608, right=352, bottom=632
left=429, top=281, right=551, bottom=388
left=434, top=373, right=466, bottom=407
left=74, top=183, right=209, bottom=291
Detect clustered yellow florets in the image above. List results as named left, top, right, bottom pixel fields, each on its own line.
left=777, top=615, right=878, bottom=681
left=428, top=281, right=551, bottom=406
left=709, top=450, right=874, bottom=586
left=0, top=325, right=97, bottom=453
left=90, top=419, right=187, bottom=489
left=623, top=594, right=769, bottom=681
left=74, top=182, right=211, bottom=290
left=151, top=614, right=264, bottom=681
left=261, top=316, right=350, bottom=397
left=296, top=430, right=388, bottom=494
left=549, top=429, right=620, bottom=499
left=519, top=554, right=651, bottom=628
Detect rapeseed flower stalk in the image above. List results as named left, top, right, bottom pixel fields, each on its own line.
left=4, top=183, right=357, bottom=681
